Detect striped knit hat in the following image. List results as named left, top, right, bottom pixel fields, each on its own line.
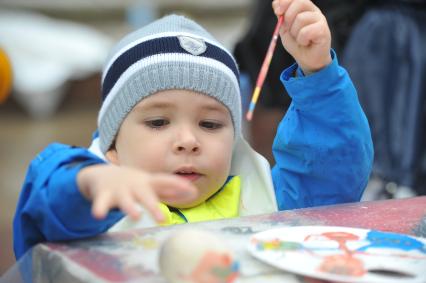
left=98, top=14, right=241, bottom=154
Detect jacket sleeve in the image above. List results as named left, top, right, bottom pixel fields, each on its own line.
left=272, top=50, right=374, bottom=210
left=13, top=143, right=124, bottom=259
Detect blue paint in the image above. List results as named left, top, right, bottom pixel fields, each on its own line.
left=231, top=261, right=240, bottom=272
left=357, top=230, right=425, bottom=253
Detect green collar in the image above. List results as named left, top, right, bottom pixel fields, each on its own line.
left=159, top=176, right=241, bottom=225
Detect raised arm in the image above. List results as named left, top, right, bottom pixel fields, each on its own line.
left=272, top=51, right=373, bottom=209
left=270, top=0, right=373, bottom=209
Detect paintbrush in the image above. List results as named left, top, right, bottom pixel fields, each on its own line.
left=246, top=15, right=284, bottom=121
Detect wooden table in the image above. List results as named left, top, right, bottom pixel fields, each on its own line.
left=7, top=197, right=426, bottom=283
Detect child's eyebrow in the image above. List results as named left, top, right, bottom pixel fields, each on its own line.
left=135, top=101, right=174, bottom=111
left=201, top=103, right=228, bottom=113
left=136, top=101, right=227, bottom=113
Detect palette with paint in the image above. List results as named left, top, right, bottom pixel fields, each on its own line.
left=247, top=226, right=426, bottom=283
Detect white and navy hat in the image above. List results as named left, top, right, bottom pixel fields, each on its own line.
left=98, top=14, right=241, bottom=154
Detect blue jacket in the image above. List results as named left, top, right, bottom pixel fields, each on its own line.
left=13, top=52, right=373, bottom=259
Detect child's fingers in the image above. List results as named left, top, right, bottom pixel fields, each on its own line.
left=92, top=191, right=113, bottom=219
left=133, top=187, right=165, bottom=222
left=283, top=0, right=317, bottom=32
left=289, top=11, right=320, bottom=40
left=150, top=174, right=198, bottom=202
left=272, top=0, right=292, bottom=16
left=297, top=21, right=329, bottom=47
left=117, top=192, right=143, bottom=220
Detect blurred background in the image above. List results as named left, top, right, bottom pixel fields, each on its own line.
left=1, top=0, right=425, bottom=276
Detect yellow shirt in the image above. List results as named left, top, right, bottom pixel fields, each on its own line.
left=159, top=176, right=241, bottom=225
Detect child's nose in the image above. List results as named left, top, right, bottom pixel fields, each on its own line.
left=173, top=127, right=201, bottom=154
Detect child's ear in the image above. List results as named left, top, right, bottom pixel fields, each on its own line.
left=105, top=148, right=120, bottom=165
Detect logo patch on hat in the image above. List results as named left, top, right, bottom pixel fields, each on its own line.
left=178, top=35, right=207, bottom=55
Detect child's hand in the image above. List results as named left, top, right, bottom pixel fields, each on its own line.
left=77, top=164, right=198, bottom=222
left=272, top=0, right=332, bottom=75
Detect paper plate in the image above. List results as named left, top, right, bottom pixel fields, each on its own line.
left=248, top=226, right=426, bottom=283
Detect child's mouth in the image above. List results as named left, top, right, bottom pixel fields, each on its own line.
left=175, top=170, right=202, bottom=182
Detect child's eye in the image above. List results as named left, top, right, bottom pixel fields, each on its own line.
left=200, top=120, right=222, bottom=130
left=145, top=119, right=169, bottom=129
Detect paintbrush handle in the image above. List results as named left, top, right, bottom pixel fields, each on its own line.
left=255, top=15, right=284, bottom=88
left=246, top=15, right=284, bottom=121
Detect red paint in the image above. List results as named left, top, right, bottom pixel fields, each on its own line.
left=186, top=251, right=239, bottom=283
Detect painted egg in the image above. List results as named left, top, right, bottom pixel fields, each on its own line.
left=159, top=229, right=239, bottom=283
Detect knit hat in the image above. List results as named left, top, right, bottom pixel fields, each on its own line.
left=98, top=14, right=241, bottom=154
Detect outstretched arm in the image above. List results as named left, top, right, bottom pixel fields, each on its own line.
left=14, top=142, right=198, bottom=259
left=13, top=143, right=121, bottom=259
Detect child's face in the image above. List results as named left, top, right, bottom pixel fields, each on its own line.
left=106, top=89, right=235, bottom=208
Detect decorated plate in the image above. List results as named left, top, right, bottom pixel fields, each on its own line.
left=248, top=226, right=426, bottom=283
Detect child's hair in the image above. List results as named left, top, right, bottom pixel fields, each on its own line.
left=98, top=14, right=242, bottom=154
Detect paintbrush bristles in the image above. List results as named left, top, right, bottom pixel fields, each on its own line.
left=246, top=15, right=284, bottom=121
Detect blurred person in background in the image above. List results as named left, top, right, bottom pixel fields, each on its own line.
left=342, top=0, right=426, bottom=199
